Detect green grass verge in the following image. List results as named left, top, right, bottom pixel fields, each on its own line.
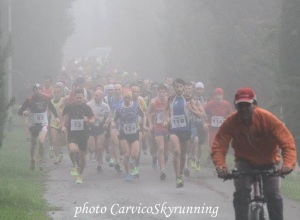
left=0, top=117, right=51, bottom=220
left=281, top=174, right=300, bottom=202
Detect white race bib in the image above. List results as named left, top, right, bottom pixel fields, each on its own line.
left=156, top=112, right=164, bottom=124
left=71, top=119, right=84, bottom=131
left=33, top=112, right=47, bottom=124
left=171, top=115, right=187, bottom=128
left=123, top=123, right=138, bottom=134
left=211, top=116, right=224, bottom=127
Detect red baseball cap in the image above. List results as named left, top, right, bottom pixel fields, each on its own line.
left=214, top=87, right=224, bottom=95
left=234, top=87, right=256, bottom=104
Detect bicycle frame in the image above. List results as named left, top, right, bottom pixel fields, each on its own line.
left=248, top=174, right=269, bottom=220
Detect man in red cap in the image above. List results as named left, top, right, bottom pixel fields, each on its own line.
left=211, top=87, right=297, bottom=220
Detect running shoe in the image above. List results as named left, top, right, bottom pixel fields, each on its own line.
left=152, top=158, right=158, bottom=170
left=160, top=171, right=167, bottom=181
left=190, top=158, right=197, bottom=169
left=194, top=161, right=201, bottom=172
left=37, top=160, right=43, bottom=171
left=76, top=175, right=83, bottom=184
left=114, top=163, right=122, bottom=173
left=125, top=173, right=133, bottom=182
left=54, top=153, right=63, bottom=165
left=49, top=147, right=54, bottom=158
left=176, top=176, right=184, bottom=188
left=71, top=166, right=79, bottom=176
left=109, top=159, right=115, bottom=167
left=132, top=167, right=139, bottom=178
left=129, top=159, right=135, bottom=170
left=97, top=165, right=103, bottom=173
left=183, top=168, right=190, bottom=177
left=105, top=154, right=110, bottom=163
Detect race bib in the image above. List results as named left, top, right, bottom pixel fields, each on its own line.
left=123, top=123, right=138, bottom=134
left=33, top=112, right=47, bottom=124
left=156, top=112, right=164, bottom=124
left=211, top=116, right=224, bottom=127
left=70, top=119, right=84, bottom=131
left=171, top=115, right=187, bottom=128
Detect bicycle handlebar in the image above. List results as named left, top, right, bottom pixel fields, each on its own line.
left=223, top=169, right=284, bottom=181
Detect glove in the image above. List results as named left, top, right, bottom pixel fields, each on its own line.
left=216, top=167, right=229, bottom=179
left=280, top=166, right=293, bottom=175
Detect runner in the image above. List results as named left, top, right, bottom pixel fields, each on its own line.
left=107, top=83, right=123, bottom=172
left=130, top=85, right=150, bottom=167
left=49, top=84, right=65, bottom=165
left=204, top=88, right=233, bottom=164
left=18, top=83, right=59, bottom=170
left=113, top=90, right=145, bottom=181
left=61, top=89, right=95, bottom=184
left=190, top=82, right=208, bottom=171
left=166, top=78, right=202, bottom=188
left=87, top=89, right=110, bottom=173
left=147, top=84, right=169, bottom=180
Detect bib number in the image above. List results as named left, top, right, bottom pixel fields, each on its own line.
left=123, top=123, right=137, bottom=134
left=171, top=115, right=186, bottom=128
left=211, top=116, right=224, bottom=127
left=71, top=119, right=84, bottom=131
left=33, top=112, right=47, bottom=124
left=156, top=112, right=164, bottom=124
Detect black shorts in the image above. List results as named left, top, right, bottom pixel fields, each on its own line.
left=68, top=130, right=89, bottom=151
left=118, top=132, right=139, bottom=144
left=89, top=125, right=105, bottom=137
left=29, top=124, right=43, bottom=137
left=169, top=130, right=191, bottom=143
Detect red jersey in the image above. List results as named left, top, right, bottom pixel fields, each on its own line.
left=204, top=100, right=233, bottom=129
left=152, top=97, right=168, bottom=133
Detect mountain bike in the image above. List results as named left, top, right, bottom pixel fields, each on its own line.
left=225, top=169, right=282, bottom=220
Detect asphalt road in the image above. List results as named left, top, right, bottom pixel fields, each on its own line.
left=44, top=149, right=300, bottom=220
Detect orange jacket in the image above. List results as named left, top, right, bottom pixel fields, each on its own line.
left=211, top=107, right=296, bottom=169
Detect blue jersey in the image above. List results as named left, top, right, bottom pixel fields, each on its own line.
left=169, top=96, right=191, bottom=132
left=116, top=102, right=141, bottom=135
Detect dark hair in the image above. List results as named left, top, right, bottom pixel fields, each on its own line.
left=185, top=82, right=193, bottom=87
left=74, top=88, right=84, bottom=96
left=94, top=84, right=104, bottom=92
left=157, top=83, right=168, bottom=91
left=173, top=78, right=185, bottom=86
left=43, top=75, right=52, bottom=82
left=75, top=77, right=85, bottom=84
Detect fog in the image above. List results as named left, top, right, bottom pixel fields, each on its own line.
left=0, top=0, right=290, bottom=107
left=63, top=0, right=216, bottom=82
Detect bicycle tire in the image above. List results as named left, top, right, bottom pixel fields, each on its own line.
left=248, top=204, right=268, bottom=220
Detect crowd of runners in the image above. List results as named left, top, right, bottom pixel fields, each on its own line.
left=17, top=68, right=243, bottom=188
left=15, top=64, right=299, bottom=220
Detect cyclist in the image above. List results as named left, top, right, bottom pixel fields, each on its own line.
left=211, top=87, right=297, bottom=220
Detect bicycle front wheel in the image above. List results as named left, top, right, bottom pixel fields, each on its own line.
left=248, top=203, right=268, bottom=220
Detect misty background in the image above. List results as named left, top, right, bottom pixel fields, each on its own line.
left=0, top=0, right=300, bottom=141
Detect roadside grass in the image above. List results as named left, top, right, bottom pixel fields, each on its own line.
left=199, top=143, right=300, bottom=202
left=0, top=117, right=52, bottom=220
left=281, top=174, right=300, bottom=202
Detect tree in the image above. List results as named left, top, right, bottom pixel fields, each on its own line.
left=11, top=0, right=74, bottom=102
left=0, top=10, right=15, bottom=148
left=278, top=0, right=300, bottom=154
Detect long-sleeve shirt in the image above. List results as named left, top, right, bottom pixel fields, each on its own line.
left=211, top=107, right=296, bottom=169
